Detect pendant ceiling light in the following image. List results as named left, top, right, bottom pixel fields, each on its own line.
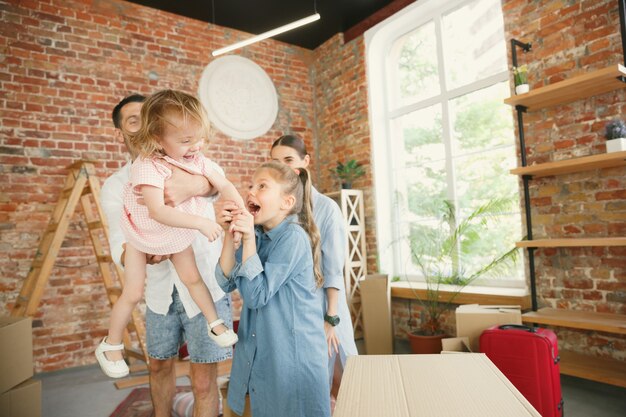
left=211, top=2, right=320, bottom=57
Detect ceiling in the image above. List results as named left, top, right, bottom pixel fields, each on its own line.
left=126, top=0, right=395, bottom=50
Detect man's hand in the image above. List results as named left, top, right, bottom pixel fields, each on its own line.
left=146, top=253, right=171, bottom=265
left=121, top=243, right=171, bottom=266
left=163, top=164, right=212, bottom=206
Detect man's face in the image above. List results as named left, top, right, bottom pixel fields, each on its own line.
left=115, top=101, right=142, bottom=151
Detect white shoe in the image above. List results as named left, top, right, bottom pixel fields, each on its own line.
left=95, top=337, right=129, bottom=378
left=208, top=319, right=238, bottom=348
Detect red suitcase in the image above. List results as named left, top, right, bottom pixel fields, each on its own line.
left=480, top=324, right=564, bottom=417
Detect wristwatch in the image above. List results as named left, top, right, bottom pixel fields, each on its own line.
left=324, top=314, right=340, bottom=327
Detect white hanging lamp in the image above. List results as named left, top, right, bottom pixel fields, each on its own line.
left=211, top=2, right=320, bottom=57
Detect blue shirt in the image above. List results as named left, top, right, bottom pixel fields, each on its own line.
left=216, top=215, right=331, bottom=417
left=311, top=187, right=358, bottom=376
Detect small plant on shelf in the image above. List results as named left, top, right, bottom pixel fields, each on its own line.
left=604, top=119, right=626, bottom=153
left=513, top=65, right=529, bottom=95
left=329, top=159, right=365, bottom=189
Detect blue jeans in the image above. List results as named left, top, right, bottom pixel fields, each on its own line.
left=146, top=287, right=233, bottom=363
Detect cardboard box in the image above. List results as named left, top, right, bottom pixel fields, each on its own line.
left=333, top=354, right=540, bottom=417
left=219, top=380, right=252, bottom=417
left=441, top=336, right=472, bottom=354
left=0, top=317, right=33, bottom=394
left=455, top=304, right=521, bottom=352
left=360, top=274, right=393, bottom=354
left=0, top=378, right=41, bottom=417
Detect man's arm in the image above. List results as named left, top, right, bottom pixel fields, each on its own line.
left=163, top=164, right=216, bottom=206
left=100, top=175, right=127, bottom=268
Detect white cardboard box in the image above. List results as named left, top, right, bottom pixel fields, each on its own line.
left=441, top=336, right=472, bottom=353
left=360, top=274, right=393, bottom=354
left=333, top=354, right=541, bottom=417
left=455, top=304, right=522, bottom=352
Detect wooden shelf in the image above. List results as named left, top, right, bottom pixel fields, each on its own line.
left=504, top=64, right=626, bottom=111
left=516, top=238, right=626, bottom=248
left=390, top=282, right=531, bottom=309
left=559, top=350, right=626, bottom=388
left=510, top=151, right=626, bottom=177
left=522, top=308, right=626, bottom=335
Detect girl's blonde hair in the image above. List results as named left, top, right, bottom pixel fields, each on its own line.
left=128, top=89, right=211, bottom=158
left=259, top=161, right=323, bottom=288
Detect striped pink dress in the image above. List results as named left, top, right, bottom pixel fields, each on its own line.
left=120, top=154, right=215, bottom=255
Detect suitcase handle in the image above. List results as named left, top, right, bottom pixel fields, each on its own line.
left=498, top=324, right=537, bottom=332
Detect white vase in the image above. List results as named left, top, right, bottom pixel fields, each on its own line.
left=515, top=84, right=529, bottom=95
left=606, top=138, right=626, bottom=153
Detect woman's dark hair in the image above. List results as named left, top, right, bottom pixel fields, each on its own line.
left=271, top=134, right=308, bottom=159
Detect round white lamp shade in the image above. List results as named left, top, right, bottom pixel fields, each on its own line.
left=198, top=56, right=278, bottom=140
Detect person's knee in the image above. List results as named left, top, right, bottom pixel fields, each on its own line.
left=192, top=364, right=217, bottom=396
left=121, top=286, right=143, bottom=304
left=179, top=274, right=201, bottom=286
left=149, top=358, right=174, bottom=375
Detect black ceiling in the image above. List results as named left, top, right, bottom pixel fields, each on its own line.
left=126, top=0, right=394, bottom=50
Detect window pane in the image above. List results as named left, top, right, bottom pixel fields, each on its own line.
left=378, top=0, right=522, bottom=287
left=454, top=149, right=519, bottom=213
left=461, top=213, right=526, bottom=282
left=394, top=104, right=444, bottom=165
left=442, top=0, right=507, bottom=89
left=392, top=20, right=439, bottom=107
left=449, top=82, right=514, bottom=155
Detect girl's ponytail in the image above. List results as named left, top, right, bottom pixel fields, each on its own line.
left=297, top=169, right=323, bottom=288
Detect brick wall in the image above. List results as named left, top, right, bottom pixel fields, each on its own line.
left=0, top=0, right=315, bottom=372
left=501, top=0, right=626, bottom=359
left=312, top=34, right=378, bottom=273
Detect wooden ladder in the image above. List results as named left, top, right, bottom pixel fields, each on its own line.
left=10, top=160, right=189, bottom=388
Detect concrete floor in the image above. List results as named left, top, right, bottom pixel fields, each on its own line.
left=37, top=340, right=626, bottom=417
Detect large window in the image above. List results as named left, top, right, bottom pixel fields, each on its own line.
left=366, top=0, right=525, bottom=288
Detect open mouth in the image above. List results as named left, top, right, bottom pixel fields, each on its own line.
left=247, top=201, right=260, bottom=216
left=183, top=154, right=195, bottom=161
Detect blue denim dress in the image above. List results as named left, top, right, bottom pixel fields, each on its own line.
left=216, top=216, right=331, bottom=417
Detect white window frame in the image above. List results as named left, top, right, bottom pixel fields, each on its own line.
left=365, top=0, right=525, bottom=289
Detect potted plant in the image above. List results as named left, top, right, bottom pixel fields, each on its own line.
left=604, top=119, right=626, bottom=153
left=329, top=159, right=365, bottom=189
left=513, top=65, right=529, bottom=95
left=403, top=198, right=520, bottom=354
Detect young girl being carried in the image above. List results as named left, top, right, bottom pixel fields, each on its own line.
left=95, top=89, right=243, bottom=378
left=216, top=162, right=331, bottom=417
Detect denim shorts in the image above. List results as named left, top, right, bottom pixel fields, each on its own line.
left=146, top=287, right=234, bottom=363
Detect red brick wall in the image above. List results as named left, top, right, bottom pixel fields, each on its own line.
left=501, top=0, right=626, bottom=359
left=312, top=34, right=378, bottom=273
left=0, top=0, right=314, bottom=372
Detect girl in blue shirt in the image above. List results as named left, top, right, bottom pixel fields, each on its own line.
left=216, top=161, right=331, bottom=417
left=271, top=135, right=358, bottom=407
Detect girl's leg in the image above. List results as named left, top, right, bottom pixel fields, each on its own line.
left=106, top=244, right=147, bottom=361
left=170, top=246, right=226, bottom=335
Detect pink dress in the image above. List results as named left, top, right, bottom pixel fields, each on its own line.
left=120, top=154, right=215, bottom=255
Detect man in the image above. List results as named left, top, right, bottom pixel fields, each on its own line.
left=100, top=94, right=233, bottom=417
